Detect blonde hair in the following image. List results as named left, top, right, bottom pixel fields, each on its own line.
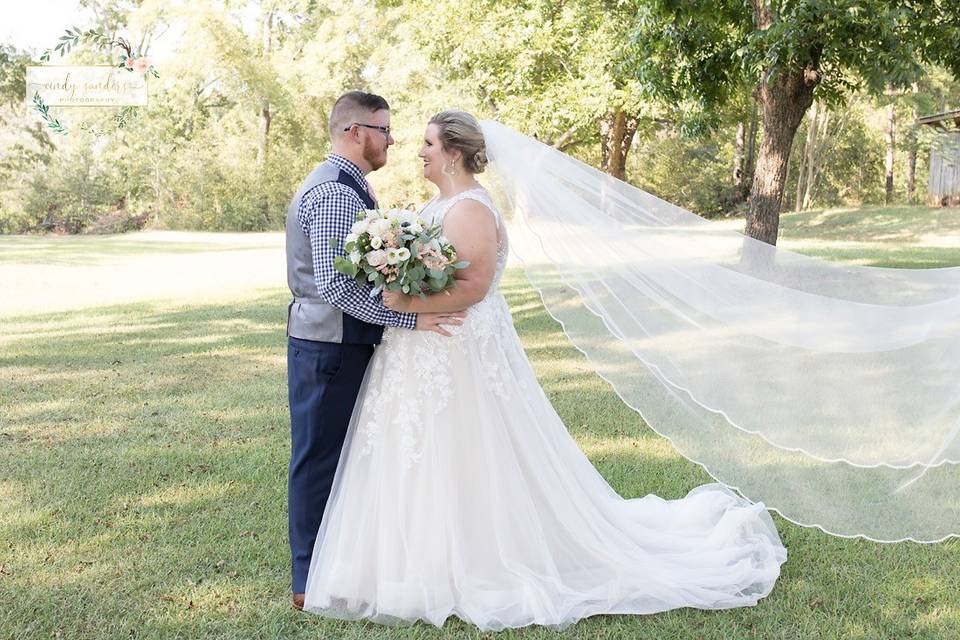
left=429, top=110, right=488, bottom=173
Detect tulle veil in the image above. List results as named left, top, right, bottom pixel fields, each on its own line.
left=480, top=119, right=960, bottom=543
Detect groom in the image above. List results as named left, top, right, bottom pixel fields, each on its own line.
left=285, top=91, right=463, bottom=610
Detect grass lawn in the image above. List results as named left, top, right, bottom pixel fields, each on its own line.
left=1, top=206, right=958, bottom=639
left=778, top=204, right=960, bottom=268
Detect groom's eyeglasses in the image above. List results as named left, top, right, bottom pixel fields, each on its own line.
left=344, top=123, right=392, bottom=138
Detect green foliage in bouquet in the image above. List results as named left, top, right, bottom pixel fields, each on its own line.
left=330, top=209, right=469, bottom=299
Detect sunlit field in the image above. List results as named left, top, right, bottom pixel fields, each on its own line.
left=2, top=208, right=958, bottom=639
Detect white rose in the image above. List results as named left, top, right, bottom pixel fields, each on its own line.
left=366, top=250, right=388, bottom=267
left=374, top=219, right=392, bottom=236
left=386, top=248, right=401, bottom=265
left=349, top=250, right=362, bottom=264
left=370, top=235, right=383, bottom=249
left=396, top=247, right=411, bottom=262
left=365, top=209, right=379, bottom=220
left=438, top=235, right=450, bottom=246
left=351, top=219, right=369, bottom=235
left=345, top=232, right=359, bottom=244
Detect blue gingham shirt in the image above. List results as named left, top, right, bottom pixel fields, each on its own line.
left=297, top=154, right=417, bottom=329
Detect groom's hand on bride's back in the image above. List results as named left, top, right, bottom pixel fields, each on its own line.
left=415, top=312, right=466, bottom=337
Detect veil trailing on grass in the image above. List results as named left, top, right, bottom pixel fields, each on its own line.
left=480, top=120, right=960, bottom=543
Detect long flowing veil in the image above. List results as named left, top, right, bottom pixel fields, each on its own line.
left=480, top=119, right=960, bottom=543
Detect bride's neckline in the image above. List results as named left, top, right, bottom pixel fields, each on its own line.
left=435, top=185, right=485, bottom=202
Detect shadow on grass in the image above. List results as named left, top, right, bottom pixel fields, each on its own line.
left=0, top=274, right=957, bottom=639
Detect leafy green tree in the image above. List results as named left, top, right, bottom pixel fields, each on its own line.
left=628, top=0, right=960, bottom=244
left=0, top=46, right=56, bottom=232
left=4, top=0, right=957, bottom=235
left=395, top=0, right=658, bottom=179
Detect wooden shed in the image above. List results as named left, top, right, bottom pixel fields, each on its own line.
left=918, top=109, right=960, bottom=206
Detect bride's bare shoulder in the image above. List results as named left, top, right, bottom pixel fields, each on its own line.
left=446, top=198, right=496, bottom=227
left=443, top=198, right=499, bottom=245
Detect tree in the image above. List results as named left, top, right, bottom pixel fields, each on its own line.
left=394, top=0, right=659, bottom=179
left=0, top=45, right=56, bottom=232
left=791, top=98, right=859, bottom=211
left=627, top=0, right=960, bottom=244
left=884, top=98, right=896, bottom=204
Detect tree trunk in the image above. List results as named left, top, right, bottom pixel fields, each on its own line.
left=257, top=101, right=271, bottom=167
left=794, top=101, right=818, bottom=212
left=802, top=106, right=828, bottom=211
left=256, top=9, right=274, bottom=168
left=885, top=101, right=896, bottom=205
left=256, top=7, right=275, bottom=227
left=793, top=146, right=806, bottom=213
left=154, top=155, right=162, bottom=222
left=748, top=67, right=818, bottom=244
left=746, top=0, right=820, bottom=245
left=743, top=101, right=759, bottom=200
left=599, top=109, right=639, bottom=180
left=907, top=106, right=918, bottom=204
left=733, top=121, right=746, bottom=191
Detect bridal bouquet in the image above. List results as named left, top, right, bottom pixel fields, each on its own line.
left=330, top=208, right=468, bottom=298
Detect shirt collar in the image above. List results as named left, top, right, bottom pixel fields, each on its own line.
left=327, top=154, right=368, bottom=190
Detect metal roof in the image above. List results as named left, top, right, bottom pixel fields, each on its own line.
left=917, top=109, right=960, bottom=129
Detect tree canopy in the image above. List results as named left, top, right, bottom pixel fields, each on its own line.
left=0, top=0, right=956, bottom=235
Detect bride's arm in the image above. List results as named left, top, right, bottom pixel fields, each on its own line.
left=383, top=199, right=498, bottom=313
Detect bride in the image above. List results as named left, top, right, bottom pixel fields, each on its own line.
left=302, top=110, right=787, bottom=631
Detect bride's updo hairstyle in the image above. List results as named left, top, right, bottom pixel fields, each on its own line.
left=429, top=110, right=488, bottom=174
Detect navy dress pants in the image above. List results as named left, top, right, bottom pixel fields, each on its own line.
left=287, top=336, right=374, bottom=593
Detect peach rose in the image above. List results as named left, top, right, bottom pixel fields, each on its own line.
left=366, top=249, right=388, bottom=267
left=133, top=57, right=150, bottom=74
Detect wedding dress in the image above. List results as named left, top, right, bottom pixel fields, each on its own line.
left=302, top=185, right=786, bottom=630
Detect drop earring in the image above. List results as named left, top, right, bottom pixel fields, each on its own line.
left=443, top=162, right=457, bottom=177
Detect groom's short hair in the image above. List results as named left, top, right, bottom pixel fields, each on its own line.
left=329, top=91, right=390, bottom=139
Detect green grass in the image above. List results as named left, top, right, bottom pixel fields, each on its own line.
left=777, top=204, right=960, bottom=268
left=1, top=208, right=959, bottom=639
left=779, top=204, right=960, bottom=244
left=0, top=231, right=282, bottom=265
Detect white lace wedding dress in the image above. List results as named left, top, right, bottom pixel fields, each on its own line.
left=303, top=187, right=787, bottom=631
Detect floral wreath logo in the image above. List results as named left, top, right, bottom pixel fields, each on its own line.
left=31, top=27, right=159, bottom=135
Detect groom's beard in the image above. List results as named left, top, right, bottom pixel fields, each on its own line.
left=363, top=139, right=388, bottom=171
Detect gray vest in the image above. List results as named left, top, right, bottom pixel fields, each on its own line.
left=285, top=161, right=383, bottom=344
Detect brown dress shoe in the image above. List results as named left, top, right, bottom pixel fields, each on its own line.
left=292, top=593, right=305, bottom=610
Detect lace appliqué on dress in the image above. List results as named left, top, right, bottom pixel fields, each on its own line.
left=357, top=328, right=458, bottom=469
left=356, top=186, right=511, bottom=465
